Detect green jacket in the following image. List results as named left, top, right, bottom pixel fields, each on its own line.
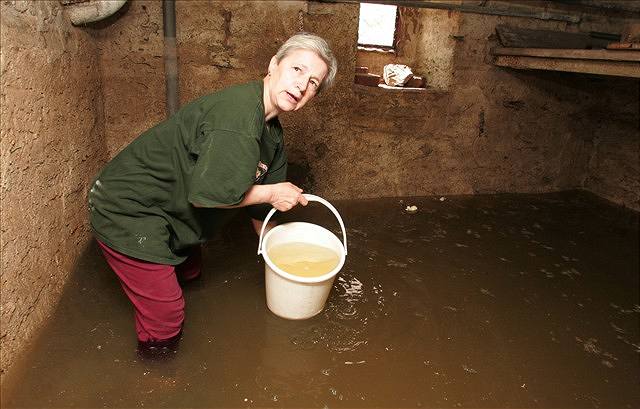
left=89, top=81, right=286, bottom=264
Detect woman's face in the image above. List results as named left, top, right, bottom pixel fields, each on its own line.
left=266, top=48, right=329, bottom=115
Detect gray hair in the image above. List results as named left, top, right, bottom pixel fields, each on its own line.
left=275, top=32, right=338, bottom=93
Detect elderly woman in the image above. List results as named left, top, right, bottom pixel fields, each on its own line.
left=88, top=33, right=337, bottom=356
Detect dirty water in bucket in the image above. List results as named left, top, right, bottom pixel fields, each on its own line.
left=2, top=191, right=639, bottom=408
left=268, top=242, right=341, bottom=277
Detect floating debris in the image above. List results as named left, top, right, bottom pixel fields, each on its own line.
left=462, top=364, right=478, bottom=374
left=405, top=205, right=418, bottom=214
left=480, top=288, right=495, bottom=298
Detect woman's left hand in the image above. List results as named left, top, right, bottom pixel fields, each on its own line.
left=268, top=182, right=308, bottom=212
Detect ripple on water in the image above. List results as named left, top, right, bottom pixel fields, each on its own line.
left=290, top=320, right=367, bottom=353
left=322, top=273, right=385, bottom=352
left=387, top=260, right=408, bottom=268
left=560, top=268, right=581, bottom=279
left=329, top=275, right=364, bottom=320
left=253, top=363, right=328, bottom=404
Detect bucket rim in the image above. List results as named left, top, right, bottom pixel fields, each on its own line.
left=257, top=194, right=348, bottom=257
left=261, top=222, right=346, bottom=284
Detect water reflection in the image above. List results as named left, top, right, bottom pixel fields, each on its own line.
left=254, top=315, right=329, bottom=403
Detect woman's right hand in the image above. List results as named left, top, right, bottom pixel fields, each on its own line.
left=269, top=182, right=308, bottom=211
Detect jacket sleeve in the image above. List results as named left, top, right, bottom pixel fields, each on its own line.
left=188, top=129, right=259, bottom=208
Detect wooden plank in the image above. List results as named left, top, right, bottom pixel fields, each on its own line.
left=492, top=47, right=640, bottom=62
left=608, top=43, right=640, bottom=50
left=496, top=25, right=612, bottom=49
left=553, top=0, right=640, bottom=13
left=316, top=0, right=581, bottom=23
left=494, top=55, right=640, bottom=78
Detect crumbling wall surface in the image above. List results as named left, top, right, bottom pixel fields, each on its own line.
left=337, top=3, right=639, bottom=209
left=443, top=9, right=639, bottom=208
left=90, top=1, right=166, bottom=157
left=176, top=0, right=307, bottom=102
left=0, top=1, right=106, bottom=382
left=447, top=12, right=586, bottom=195
left=582, top=81, right=639, bottom=209
left=95, top=0, right=308, bottom=157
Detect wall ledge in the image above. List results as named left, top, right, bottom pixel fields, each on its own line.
left=353, top=83, right=447, bottom=95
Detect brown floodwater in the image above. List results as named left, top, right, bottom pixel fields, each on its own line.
left=2, top=190, right=639, bottom=408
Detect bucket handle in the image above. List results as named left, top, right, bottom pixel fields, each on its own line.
left=257, top=194, right=348, bottom=256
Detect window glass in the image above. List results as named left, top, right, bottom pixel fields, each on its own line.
left=357, top=3, right=397, bottom=48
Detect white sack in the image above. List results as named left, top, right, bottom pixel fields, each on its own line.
left=383, top=64, right=413, bottom=86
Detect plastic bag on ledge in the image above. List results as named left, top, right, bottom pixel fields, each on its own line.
left=383, top=64, right=413, bottom=87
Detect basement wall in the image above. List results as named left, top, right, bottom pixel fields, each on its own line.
left=0, top=1, right=106, bottom=382
left=354, top=4, right=639, bottom=208
left=0, top=0, right=636, bottom=387
left=89, top=1, right=166, bottom=157
left=581, top=83, right=639, bottom=209
left=96, top=0, right=638, bottom=209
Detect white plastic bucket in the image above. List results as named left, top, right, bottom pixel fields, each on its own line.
left=257, top=194, right=348, bottom=320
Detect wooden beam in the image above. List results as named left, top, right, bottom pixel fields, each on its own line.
left=608, top=43, right=640, bottom=50
left=315, top=0, right=581, bottom=23
left=496, top=25, right=614, bottom=49
left=492, top=47, right=640, bottom=62
left=552, top=0, right=640, bottom=14
left=491, top=47, right=640, bottom=78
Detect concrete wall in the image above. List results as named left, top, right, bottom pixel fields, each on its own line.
left=0, top=1, right=106, bottom=381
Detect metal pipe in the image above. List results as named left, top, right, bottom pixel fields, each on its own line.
left=317, top=0, right=581, bottom=23
left=163, top=0, right=179, bottom=116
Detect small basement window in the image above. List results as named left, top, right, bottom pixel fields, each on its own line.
left=357, top=2, right=398, bottom=50
left=356, top=4, right=457, bottom=91
left=355, top=3, right=427, bottom=90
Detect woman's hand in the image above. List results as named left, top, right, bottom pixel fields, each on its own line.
left=269, top=182, right=308, bottom=211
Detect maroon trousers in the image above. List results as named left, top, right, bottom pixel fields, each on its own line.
left=97, top=240, right=201, bottom=343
